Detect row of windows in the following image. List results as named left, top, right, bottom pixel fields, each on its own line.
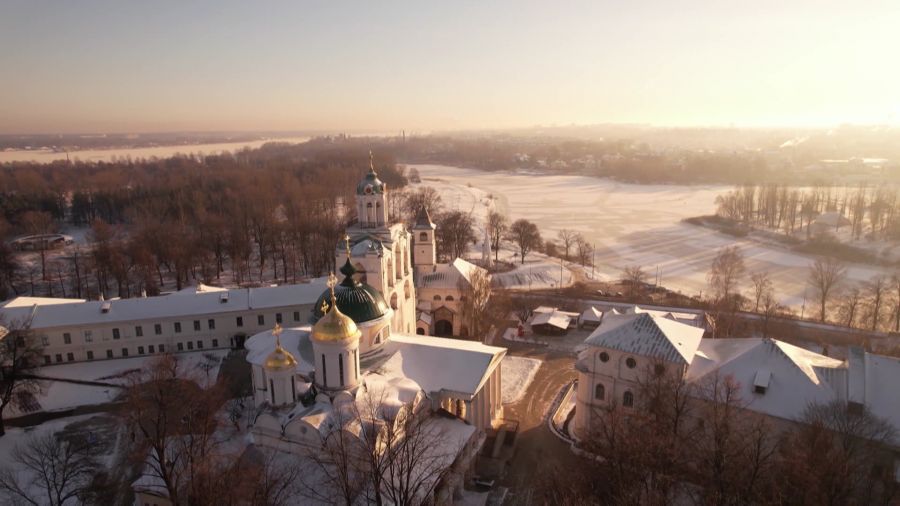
left=43, top=311, right=303, bottom=346
left=598, top=351, right=638, bottom=370
left=594, top=384, right=634, bottom=407
left=42, top=338, right=223, bottom=364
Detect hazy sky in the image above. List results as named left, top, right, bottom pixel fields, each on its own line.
left=1, top=0, right=898, bottom=134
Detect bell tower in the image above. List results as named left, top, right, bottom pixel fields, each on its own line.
left=413, top=206, right=436, bottom=267
left=356, top=152, right=388, bottom=228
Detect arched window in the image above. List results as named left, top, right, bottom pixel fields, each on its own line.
left=433, top=295, right=442, bottom=301
left=366, top=202, right=373, bottom=208
left=623, top=391, right=634, bottom=407
left=416, top=327, right=425, bottom=335
left=594, top=383, right=605, bottom=400
left=419, top=232, right=428, bottom=242
left=445, top=295, right=454, bottom=301
left=390, top=292, right=398, bottom=310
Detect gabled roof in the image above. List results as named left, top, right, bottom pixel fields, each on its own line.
left=417, top=258, right=487, bottom=290
left=686, top=338, right=847, bottom=423
left=584, top=312, right=704, bottom=364
left=580, top=307, right=604, bottom=322
left=531, top=310, right=571, bottom=329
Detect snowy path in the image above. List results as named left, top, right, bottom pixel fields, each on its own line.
left=500, top=356, right=542, bottom=404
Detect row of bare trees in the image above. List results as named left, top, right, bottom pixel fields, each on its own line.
left=545, top=366, right=898, bottom=505
left=715, top=183, right=900, bottom=240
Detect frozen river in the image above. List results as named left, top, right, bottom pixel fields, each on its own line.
left=412, top=164, right=891, bottom=310
left=0, top=136, right=311, bottom=164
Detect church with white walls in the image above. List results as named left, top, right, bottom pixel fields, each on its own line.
left=241, top=161, right=506, bottom=499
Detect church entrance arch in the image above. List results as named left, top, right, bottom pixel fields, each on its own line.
left=435, top=319, right=453, bottom=336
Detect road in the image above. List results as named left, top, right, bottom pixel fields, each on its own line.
left=499, top=342, right=582, bottom=502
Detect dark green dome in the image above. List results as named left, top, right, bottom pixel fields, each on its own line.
left=356, top=168, right=385, bottom=195
left=311, top=261, right=389, bottom=324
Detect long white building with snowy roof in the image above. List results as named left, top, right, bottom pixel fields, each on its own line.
left=573, top=310, right=900, bottom=446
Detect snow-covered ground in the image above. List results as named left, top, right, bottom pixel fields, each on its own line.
left=500, top=356, right=542, bottom=404
left=414, top=164, right=897, bottom=309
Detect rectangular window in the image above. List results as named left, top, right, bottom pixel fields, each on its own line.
left=275, top=313, right=283, bottom=324
left=135, top=326, right=143, bottom=337
left=321, top=354, right=327, bottom=388
left=106, top=349, right=113, bottom=359
left=86, top=350, right=94, bottom=360
left=66, top=352, right=74, bottom=362
left=55, top=354, right=63, bottom=363
left=43, top=355, right=51, bottom=365
left=41, top=336, right=49, bottom=346
left=63, top=332, right=72, bottom=344
left=187, top=341, right=194, bottom=350
left=159, top=344, right=165, bottom=353
left=212, top=339, right=219, bottom=348
left=197, top=340, right=203, bottom=349
left=177, top=342, right=184, bottom=351
left=293, top=311, right=300, bottom=322
left=84, top=330, right=93, bottom=343
left=149, top=345, right=155, bottom=354
left=174, top=322, right=182, bottom=333
left=138, top=346, right=145, bottom=355
left=112, top=328, right=120, bottom=340
left=193, top=320, right=201, bottom=332
left=122, top=348, right=129, bottom=357
left=207, top=319, right=215, bottom=330
left=339, top=354, right=344, bottom=387
left=257, top=315, right=265, bottom=326
left=154, top=324, right=162, bottom=335
left=236, top=316, right=243, bottom=328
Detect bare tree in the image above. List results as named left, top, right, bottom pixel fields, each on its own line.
left=557, top=229, right=578, bottom=261
left=750, top=271, right=773, bottom=313
left=120, top=354, right=227, bottom=505
left=458, top=267, right=492, bottom=339
left=760, top=291, right=781, bottom=339
left=808, top=257, right=846, bottom=322
left=708, top=246, right=745, bottom=305
left=864, top=275, right=889, bottom=331
left=838, top=285, right=863, bottom=328
left=402, top=187, right=444, bottom=221
left=0, top=321, right=42, bottom=437
left=506, top=219, right=542, bottom=264
left=435, top=211, right=476, bottom=261
left=575, top=236, right=593, bottom=268
left=622, top=265, right=647, bottom=298
left=0, top=432, right=99, bottom=506
left=775, top=400, right=897, bottom=505
left=18, top=211, right=56, bottom=287
left=299, top=386, right=454, bottom=506
left=487, top=211, right=508, bottom=263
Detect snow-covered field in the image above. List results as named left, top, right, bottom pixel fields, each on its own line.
left=414, top=164, right=896, bottom=309
left=500, top=356, right=542, bottom=404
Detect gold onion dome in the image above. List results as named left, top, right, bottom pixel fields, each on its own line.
left=264, top=324, right=298, bottom=371
left=313, top=273, right=362, bottom=342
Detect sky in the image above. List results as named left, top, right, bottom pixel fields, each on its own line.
left=1, top=0, right=899, bottom=134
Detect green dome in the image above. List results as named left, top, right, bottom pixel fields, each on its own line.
left=311, top=262, right=389, bottom=324
left=356, top=168, right=385, bottom=195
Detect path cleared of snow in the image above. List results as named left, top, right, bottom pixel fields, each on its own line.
left=501, top=356, right=542, bottom=404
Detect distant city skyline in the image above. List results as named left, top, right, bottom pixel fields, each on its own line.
left=1, top=0, right=898, bottom=134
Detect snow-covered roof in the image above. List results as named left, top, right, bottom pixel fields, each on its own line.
left=580, top=307, right=604, bottom=323
left=584, top=312, right=704, bottom=364
left=377, top=334, right=506, bottom=397
left=531, top=310, right=571, bottom=329
left=1, top=281, right=327, bottom=329
left=859, top=351, right=900, bottom=434
left=417, top=258, right=487, bottom=290
left=687, top=338, right=847, bottom=423
left=624, top=305, right=700, bottom=325
left=533, top=306, right=556, bottom=314
left=169, top=283, right=228, bottom=296
left=245, top=326, right=315, bottom=375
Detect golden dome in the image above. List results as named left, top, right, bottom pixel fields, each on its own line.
left=312, top=273, right=362, bottom=342
left=264, top=324, right=298, bottom=371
